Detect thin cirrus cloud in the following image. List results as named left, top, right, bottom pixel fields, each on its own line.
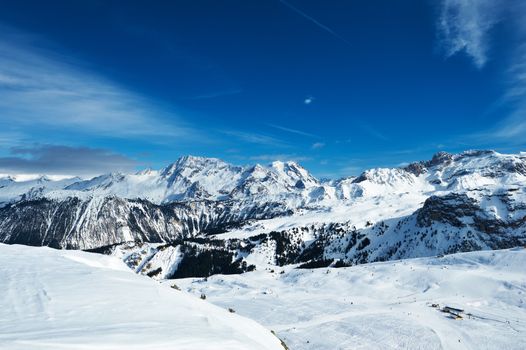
left=266, top=123, right=320, bottom=139
left=0, top=28, right=195, bottom=142
left=491, top=44, right=526, bottom=142
left=278, top=0, right=352, bottom=47
left=185, top=88, right=243, bottom=100
left=358, top=123, right=388, bottom=141
left=437, top=0, right=526, bottom=145
left=0, top=145, right=138, bottom=176
left=220, top=130, right=290, bottom=148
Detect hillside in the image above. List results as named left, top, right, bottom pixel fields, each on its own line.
left=176, top=248, right=526, bottom=350
left=0, top=244, right=284, bottom=350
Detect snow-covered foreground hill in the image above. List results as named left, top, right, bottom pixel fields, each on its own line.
left=0, top=244, right=284, bottom=350
left=177, top=248, right=526, bottom=350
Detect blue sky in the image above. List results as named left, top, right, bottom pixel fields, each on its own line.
left=0, top=0, right=525, bottom=178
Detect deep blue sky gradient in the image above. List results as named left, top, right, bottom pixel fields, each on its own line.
left=0, top=0, right=522, bottom=177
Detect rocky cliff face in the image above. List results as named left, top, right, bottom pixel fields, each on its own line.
left=0, top=196, right=291, bottom=249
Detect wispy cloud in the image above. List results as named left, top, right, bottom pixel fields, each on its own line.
left=0, top=131, right=27, bottom=148
left=0, top=27, right=194, bottom=141
left=185, top=88, right=243, bottom=100
left=311, top=142, right=325, bottom=150
left=0, top=145, right=138, bottom=176
left=278, top=0, right=352, bottom=46
left=437, top=0, right=501, bottom=68
left=220, top=130, right=289, bottom=147
left=437, top=0, right=526, bottom=144
left=267, top=123, right=319, bottom=138
left=488, top=43, right=526, bottom=143
left=358, top=123, right=388, bottom=141
left=335, top=138, right=352, bottom=144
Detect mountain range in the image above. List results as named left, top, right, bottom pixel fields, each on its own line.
left=1, top=150, right=525, bottom=279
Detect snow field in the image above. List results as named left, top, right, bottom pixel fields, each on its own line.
left=0, top=244, right=284, bottom=350
left=177, top=248, right=526, bottom=350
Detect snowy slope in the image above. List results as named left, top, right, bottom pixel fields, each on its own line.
left=111, top=185, right=525, bottom=280
left=176, top=248, right=526, bottom=350
left=0, top=244, right=284, bottom=350
left=0, top=175, right=80, bottom=207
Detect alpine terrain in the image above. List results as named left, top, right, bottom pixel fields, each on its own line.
left=1, top=150, right=526, bottom=349
left=1, top=150, right=525, bottom=277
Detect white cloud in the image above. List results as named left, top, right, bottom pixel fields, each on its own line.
left=311, top=142, right=325, bottom=149
left=304, top=96, right=314, bottom=105
left=437, top=0, right=501, bottom=68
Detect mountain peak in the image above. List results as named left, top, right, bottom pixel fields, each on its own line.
left=427, top=151, right=453, bottom=167
left=270, top=160, right=296, bottom=171
left=160, top=156, right=229, bottom=178
left=173, top=155, right=228, bottom=169
left=135, top=167, right=157, bottom=176
left=270, top=160, right=310, bottom=175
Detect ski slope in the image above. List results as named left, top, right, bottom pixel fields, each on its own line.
left=177, top=248, right=526, bottom=350
left=0, top=244, right=284, bottom=350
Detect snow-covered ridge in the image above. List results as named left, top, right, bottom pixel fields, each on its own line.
left=0, top=155, right=322, bottom=206
left=1, top=150, right=524, bottom=207
left=0, top=243, right=284, bottom=350
left=0, top=150, right=525, bottom=252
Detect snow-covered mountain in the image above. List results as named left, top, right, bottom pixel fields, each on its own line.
left=24, top=155, right=319, bottom=205
left=1, top=151, right=524, bottom=209
left=0, top=243, right=285, bottom=350
left=0, top=150, right=525, bottom=276
left=0, top=156, right=321, bottom=249
left=0, top=174, right=80, bottom=206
